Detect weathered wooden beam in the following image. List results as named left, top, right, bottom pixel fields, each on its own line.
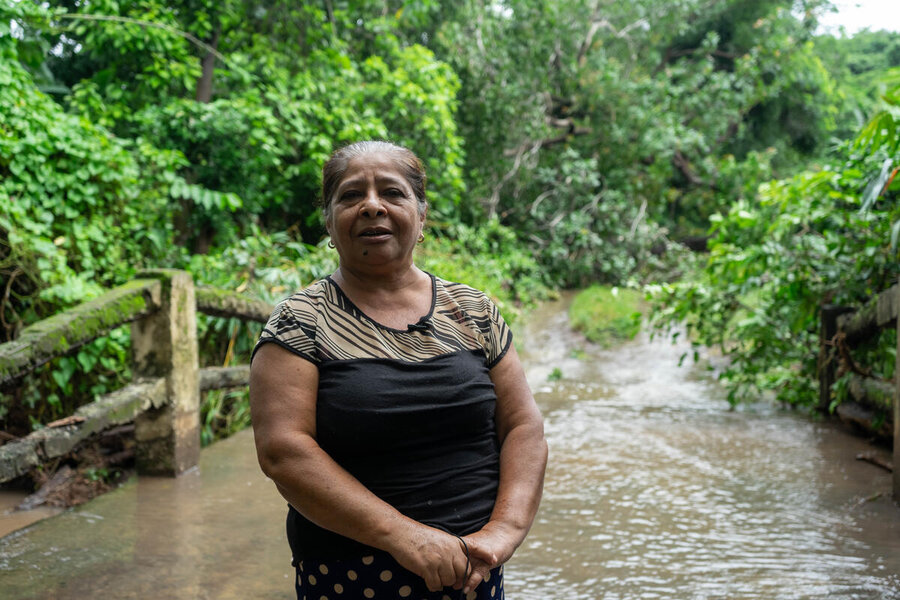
left=835, top=400, right=893, bottom=441
left=195, top=286, right=273, bottom=323
left=836, top=283, right=899, bottom=346
left=0, top=378, right=166, bottom=483
left=199, top=365, right=250, bottom=391
left=0, top=279, right=162, bottom=387
left=847, top=374, right=895, bottom=413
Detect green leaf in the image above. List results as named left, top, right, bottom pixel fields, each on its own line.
left=890, top=219, right=900, bottom=252
left=860, top=158, right=894, bottom=212
left=51, top=358, right=77, bottom=389
left=76, top=350, right=98, bottom=373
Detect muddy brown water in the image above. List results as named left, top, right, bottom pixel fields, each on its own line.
left=1, top=295, right=898, bottom=599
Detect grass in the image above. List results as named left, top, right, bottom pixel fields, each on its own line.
left=569, top=285, right=644, bottom=347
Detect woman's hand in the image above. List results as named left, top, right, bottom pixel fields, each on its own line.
left=462, top=521, right=523, bottom=592
left=388, top=521, right=470, bottom=592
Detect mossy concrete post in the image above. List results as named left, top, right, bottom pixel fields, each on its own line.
left=132, top=269, right=200, bottom=476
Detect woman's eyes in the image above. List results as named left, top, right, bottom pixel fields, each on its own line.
left=339, top=190, right=362, bottom=201
left=338, top=188, right=406, bottom=201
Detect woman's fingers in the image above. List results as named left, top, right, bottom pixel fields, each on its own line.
left=463, top=557, right=492, bottom=593
left=389, top=522, right=470, bottom=592
left=465, top=535, right=499, bottom=567
left=438, top=558, right=460, bottom=590
left=460, top=535, right=496, bottom=593
left=416, top=542, right=453, bottom=592
left=423, top=568, right=443, bottom=593
left=451, top=537, right=470, bottom=590
left=420, top=542, right=465, bottom=591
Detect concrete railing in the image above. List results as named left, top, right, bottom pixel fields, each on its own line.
left=819, top=277, right=899, bottom=498
left=0, top=270, right=274, bottom=483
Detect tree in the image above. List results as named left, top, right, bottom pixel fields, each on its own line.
left=408, top=0, right=838, bottom=284
left=650, top=70, right=900, bottom=406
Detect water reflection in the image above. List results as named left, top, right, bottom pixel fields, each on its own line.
left=0, top=433, right=293, bottom=599
left=0, top=295, right=898, bottom=599
left=509, top=296, right=900, bottom=600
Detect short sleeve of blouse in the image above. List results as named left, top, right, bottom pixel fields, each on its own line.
left=252, top=293, right=320, bottom=365
left=482, top=295, right=513, bottom=369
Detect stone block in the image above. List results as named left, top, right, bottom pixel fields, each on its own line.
left=132, top=270, right=200, bottom=476
left=0, top=440, right=40, bottom=482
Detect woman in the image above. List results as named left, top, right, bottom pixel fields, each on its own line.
left=250, top=141, right=547, bottom=600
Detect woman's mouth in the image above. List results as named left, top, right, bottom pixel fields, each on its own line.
left=358, top=227, right=392, bottom=241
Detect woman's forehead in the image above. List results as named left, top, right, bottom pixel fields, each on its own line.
left=340, top=152, right=409, bottom=184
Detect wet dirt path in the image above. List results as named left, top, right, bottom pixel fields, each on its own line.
left=1, top=295, right=898, bottom=599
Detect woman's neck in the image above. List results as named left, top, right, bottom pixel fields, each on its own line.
left=332, top=262, right=425, bottom=294
left=331, top=263, right=432, bottom=329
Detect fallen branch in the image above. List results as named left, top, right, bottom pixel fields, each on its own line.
left=17, top=465, right=75, bottom=511
left=855, top=451, right=893, bottom=472
left=46, top=415, right=87, bottom=429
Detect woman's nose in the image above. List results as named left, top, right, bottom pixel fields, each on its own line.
left=359, top=190, right=386, bottom=217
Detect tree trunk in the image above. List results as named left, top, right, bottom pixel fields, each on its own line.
left=196, top=22, right=221, bottom=104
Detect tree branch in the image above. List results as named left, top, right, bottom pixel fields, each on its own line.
left=57, top=14, right=227, bottom=64
left=502, top=127, right=591, bottom=158
left=578, top=16, right=646, bottom=67
left=672, top=149, right=705, bottom=187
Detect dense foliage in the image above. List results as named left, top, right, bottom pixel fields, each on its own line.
left=428, top=0, right=840, bottom=283
left=650, top=71, right=900, bottom=407
left=816, top=29, right=900, bottom=138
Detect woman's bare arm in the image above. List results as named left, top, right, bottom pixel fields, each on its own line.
left=463, top=344, right=548, bottom=591
left=250, top=342, right=468, bottom=591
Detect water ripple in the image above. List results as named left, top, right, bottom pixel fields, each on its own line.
left=510, top=300, right=900, bottom=600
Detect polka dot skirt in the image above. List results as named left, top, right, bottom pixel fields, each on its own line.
left=295, top=550, right=504, bottom=600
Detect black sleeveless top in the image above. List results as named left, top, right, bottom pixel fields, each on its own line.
left=252, top=273, right=512, bottom=560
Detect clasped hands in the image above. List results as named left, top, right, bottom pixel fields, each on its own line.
left=390, top=520, right=520, bottom=594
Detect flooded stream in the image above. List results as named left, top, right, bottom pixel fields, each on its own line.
left=1, top=294, right=898, bottom=599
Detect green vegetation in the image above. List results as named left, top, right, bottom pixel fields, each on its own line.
left=569, top=286, right=644, bottom=348
left=1, top=0, right=899, bottom=439
left=650, top=71, right=900, bottom=407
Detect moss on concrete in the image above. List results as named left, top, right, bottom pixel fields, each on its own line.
left=0, top=279, right=162, bottom=385
left=132, top=269, right=200, bottom=476
left=195, top=286, right=273, bottom=323
left=0, top=378, right=166, bottom=483
left=198, top=365, right=251, bottom=391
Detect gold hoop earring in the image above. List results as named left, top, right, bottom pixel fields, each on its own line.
left=417, top=232, right=425, bottom=244
left=328, top=240, right=335, bottom=249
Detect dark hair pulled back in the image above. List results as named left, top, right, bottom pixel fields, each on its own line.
left=321, top=141, right=427, bottom=223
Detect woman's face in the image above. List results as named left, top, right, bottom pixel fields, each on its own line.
left=326, top=152, right=425, bottom=272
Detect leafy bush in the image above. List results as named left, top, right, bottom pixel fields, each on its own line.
left=649, top=74, right=900, bottom=406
